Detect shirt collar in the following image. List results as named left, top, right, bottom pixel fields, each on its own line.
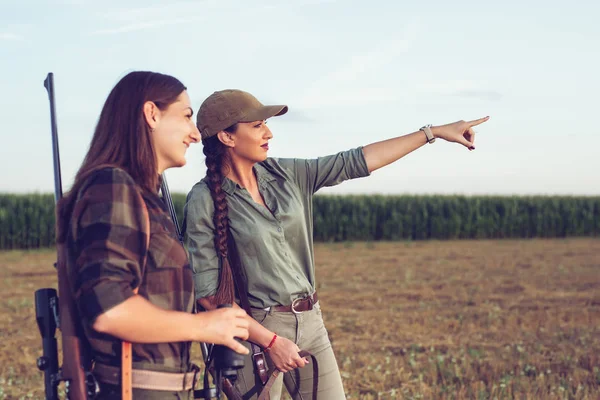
left=221, top=162, right=275, bottom=195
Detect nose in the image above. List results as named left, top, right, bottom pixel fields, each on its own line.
left=264, top=125, right=273, bottom=140
left=190, top=125, right=201, bottom=143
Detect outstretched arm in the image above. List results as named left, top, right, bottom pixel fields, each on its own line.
left=362, top=117, right=490, bottom=173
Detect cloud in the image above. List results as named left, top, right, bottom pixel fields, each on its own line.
left=261, top=0, right=338, bottom=9
left=0, top=33, right=24, bottom=41
left=417, top=80, right=503, bottom=101
left=454, top=90, right=503, bottom=101
left=99, top=1, right=211, bottom=22
left=293, top=21, right=420, bottom=108
left=90, top=1, right=211, bottom=35
left=90, top=16, right=204, bottom=35
left=293, top=88, right=401, bottom=109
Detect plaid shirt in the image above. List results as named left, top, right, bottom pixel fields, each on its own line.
left=66, top=167, right=194, bottom=373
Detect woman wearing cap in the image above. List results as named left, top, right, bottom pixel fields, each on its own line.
left=57, top=73, right=250, bottom=399
left=183, top=89, right=489, bottom=399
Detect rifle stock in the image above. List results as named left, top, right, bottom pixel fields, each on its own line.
left=35, top=288, right=59, bottom=400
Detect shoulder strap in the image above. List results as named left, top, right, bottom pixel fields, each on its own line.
left=122, top=191, right=150, bottom=400
left=226, top=232, right=319, bottom=400
left=226, top=233, right=271, bottom=386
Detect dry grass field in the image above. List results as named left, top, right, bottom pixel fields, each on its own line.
left=1, top=239, right=599, bottom=399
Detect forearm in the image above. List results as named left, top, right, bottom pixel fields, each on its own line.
left=93, top=295, right=197, bottom=343
left=362, top=130, right=428, bottom=173
left=199, top=296, right=274, bottom=348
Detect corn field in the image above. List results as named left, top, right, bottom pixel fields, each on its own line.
left=0, top=193, right=598, bottom=249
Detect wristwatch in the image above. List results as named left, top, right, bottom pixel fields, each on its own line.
left=420, top=124, right=436, bottom=144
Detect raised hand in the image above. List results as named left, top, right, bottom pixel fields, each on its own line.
left=432, top=116, right=490, bottom=150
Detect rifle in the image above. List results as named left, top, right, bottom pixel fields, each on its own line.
left=34, top=72, right=235, bottom=399
left=160, top=175, right=240, bottom=400
left=35, top=72, right=99, bottom=400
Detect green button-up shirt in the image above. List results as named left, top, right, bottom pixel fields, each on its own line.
left=183, top=147, right=370, bottom=309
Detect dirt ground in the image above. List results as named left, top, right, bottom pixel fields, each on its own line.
left=1, top=239, right=599, bottom=399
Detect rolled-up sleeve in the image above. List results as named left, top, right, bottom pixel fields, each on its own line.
left=71, top=168, right=147, bottom=324
left=182, top=183, right=220, bottom=300
left=278, top=147, right=370, bottom=194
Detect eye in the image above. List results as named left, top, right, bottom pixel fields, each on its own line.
left=186, top=113, right=193, bottom=120
left=254, top=122, right=263, bottom=128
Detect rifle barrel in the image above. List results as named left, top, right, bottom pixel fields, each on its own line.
left=158, top=174, right=212, bottom=371
left=44, top=73, right=63, bottom=203
left=160, top=173, right=182, bottom=241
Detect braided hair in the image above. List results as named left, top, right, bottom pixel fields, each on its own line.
left=202, top=124, right=239, bottom=305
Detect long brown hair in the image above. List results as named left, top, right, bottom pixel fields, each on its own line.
left=57, top=71, right=186, bottom=242
left=202, top=125, right=239, bottom=305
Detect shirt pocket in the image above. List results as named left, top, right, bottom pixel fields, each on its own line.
left=143, top=224, right=193, bottom=305
left=147, top=224, right=188, bottom=270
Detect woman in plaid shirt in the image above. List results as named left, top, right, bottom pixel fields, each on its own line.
left=57, top=71, right=250, bottom=399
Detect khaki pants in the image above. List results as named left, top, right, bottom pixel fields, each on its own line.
left=235, top=302, right=346, bottom=400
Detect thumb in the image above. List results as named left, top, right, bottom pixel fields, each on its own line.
left=457, top=136, right=474, bottom=149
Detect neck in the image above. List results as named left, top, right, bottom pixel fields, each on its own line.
left=223, top=157, right=257, bottom=189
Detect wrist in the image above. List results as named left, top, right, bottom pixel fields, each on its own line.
left=255, top=327, right=276, bottom=348
left=264, top=333, right=278, bottom=352
left=420, top=124, right=436, bottom=144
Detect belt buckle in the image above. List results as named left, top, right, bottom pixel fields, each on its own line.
left=291, top=295, right=313, bottom=314
left=291, top=297, right=304, bottom=314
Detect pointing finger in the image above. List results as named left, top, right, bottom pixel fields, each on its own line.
left=468, top=116, right=490, bottom=127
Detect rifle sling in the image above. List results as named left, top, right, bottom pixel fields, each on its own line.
left=227, top=233, right=271, bottom=386
left=122, top=192, right=151, bottom=400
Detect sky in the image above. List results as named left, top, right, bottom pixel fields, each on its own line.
left=1, top=0, right=599, bottom=196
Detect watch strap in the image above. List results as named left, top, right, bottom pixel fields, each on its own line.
left=420, top=124, right=436, bottom=144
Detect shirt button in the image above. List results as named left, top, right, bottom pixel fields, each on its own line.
left=277, top=227, right=282, bottom=232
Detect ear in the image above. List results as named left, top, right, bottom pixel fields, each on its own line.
left=143, top=101, right=160, bottom=130
left=217, top=130, right=235, bottom=148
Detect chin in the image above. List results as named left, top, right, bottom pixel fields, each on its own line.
left=171, top=158, right=186, bottom=169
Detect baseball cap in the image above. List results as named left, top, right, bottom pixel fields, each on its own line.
left=197, top=89, right=288, bottom=140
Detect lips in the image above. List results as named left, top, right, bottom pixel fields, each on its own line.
left=261, top=143, right=269, bottom=150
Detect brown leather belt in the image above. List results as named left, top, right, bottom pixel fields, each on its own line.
left=269, top=292, right=318, bottom=313
left=93, top=363, right=198, bottom=391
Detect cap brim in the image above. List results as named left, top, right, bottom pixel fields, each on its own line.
left=240, top=105, right=288, bottom=122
